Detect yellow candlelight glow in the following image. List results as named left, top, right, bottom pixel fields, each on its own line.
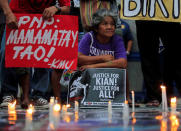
left=8, top=100, right=17, bottom=124
left=27, top=104, right=34, bottom=114
left=74, top=112, right=79, bottom=122
left=161, top=85, right=166, bottom=89
left=108, top=101, right=111, bottom=104
left=8, top=100, right=16, bottom=111
left=66, top=104, right=70, bottom=108
left=53, top=103, right=61, bottom=112
left=170, top=114, right=179, bottom=131
left=62, top=105, right=67, bottom=112
left=131, top=112, right=136, bottom=124
left=155, top=115, right=163, bottom=120
left=50, top=97, right=54, bottom=104
left=8, top=110, right=17, bottom=124
left=171, top=97, right=177, bottom=107
left=75, top=101, right=79, bottom=113
left=125, top=100, right=128, bottom=104
left=161, top=120, right=167, bottom=131
left=63, top=115, right=71, bottom=123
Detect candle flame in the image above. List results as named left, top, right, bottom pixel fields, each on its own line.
left=50, top=97, right=55, bottom=104
left=8, top=100, right=16, bottom=110
left=53, top=104, right=61, bottom=112
left=125, top=100, right=128, bottom=104
left=66, top=104, right=70, bottom=108
left=171, top=97, right=177, bottom=103
left=161, top=85, right=165, bottom=89
left=27, top=104, right=34, bottom=114
left=131, top=91, right=134, bottom=94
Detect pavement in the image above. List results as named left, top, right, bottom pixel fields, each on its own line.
left=0, top=101, right=181, bottom=131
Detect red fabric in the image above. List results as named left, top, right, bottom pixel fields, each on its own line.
left=10, top=0, right=70, bottom=13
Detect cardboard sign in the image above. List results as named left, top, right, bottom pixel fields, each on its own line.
left=5, top=14, right=78, bottom=70
left=69, top=68, right=126, bottom=108
left=121, top=0, right=181, bottom=22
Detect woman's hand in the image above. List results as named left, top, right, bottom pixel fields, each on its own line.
left=79, top=65, right=94, bottom=71
left=42, top=6, right=58, bottom=20
left=101, top=55, right=114, bottom=62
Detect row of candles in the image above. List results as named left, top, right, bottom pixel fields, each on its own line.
left=8, top=87, right=178, bottom=116
left=8, top=97, right=79, bottom=130
left=7, top=85, right=179, bottom=130
left=128, top=85, right=178, bottom=113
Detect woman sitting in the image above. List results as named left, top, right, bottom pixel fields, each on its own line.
left=78, top=8, right=127, bottom=72
left=78, top=9, right=128, bottom=102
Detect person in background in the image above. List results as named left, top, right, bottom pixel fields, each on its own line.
left=116, top=5, right=133, bottom=56
left=80, top=0, right=118, bottom=32
left=136, top=11, right=181, bottom=106
left=0, top=0, right=70, bottom=109
left=115, top=4, right=134, bottom=105
left=0, top=3, right=6, bottom=98
left=0, top=0, right=29, bottom=109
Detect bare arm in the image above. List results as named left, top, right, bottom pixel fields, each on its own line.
left=80, top=58, right=127, bottom=70
left=0, top=0, right=18, bottom=29
left=78, top=52, right=114, bottom=67
left=59, top=6, right=70, bottom=15
left=126, top=40, right=133, bottom=55
left=42, top=4, right=70, bottom=20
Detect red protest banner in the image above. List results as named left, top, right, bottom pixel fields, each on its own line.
left=5, top=14, right=78, bottom=70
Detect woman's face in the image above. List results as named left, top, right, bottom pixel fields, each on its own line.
left=96, top=16, right=116, bottom=38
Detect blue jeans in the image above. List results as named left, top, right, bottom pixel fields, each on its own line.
left=0, top=25, right=6, bottom=94
left=30, top=68, right=51, bottom=99
left=0, top=28, right=23, bottom=97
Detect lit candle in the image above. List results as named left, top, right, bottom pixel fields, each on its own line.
left=27, top=104, right=34, bottom=115
left=123, top=100, right=129, bottom=128
left=161, top=85, right=168, bottom=112
left=108, top=101, right=112, bottom=123
left=49, top=97, right=55, bottom=122
left=8, top=100, right=17, bottom=125
left=62, top=105, right=71, bottom=123
left=62, top=105, right=67, bottom=113
left=171, top=97, right=177, bottom=114
left=53, top=100, right=61, bottom=128
left=74, top=101, right=79, bottom=113
left=74, top=101, right=79, bottom=122
left=8, top=100, right=16, bottom=112
left=25, top=104, right=34, bottom=130
left=131, top=91, right=135, bottom=112
left=66, top=104, right=70, bottom=108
